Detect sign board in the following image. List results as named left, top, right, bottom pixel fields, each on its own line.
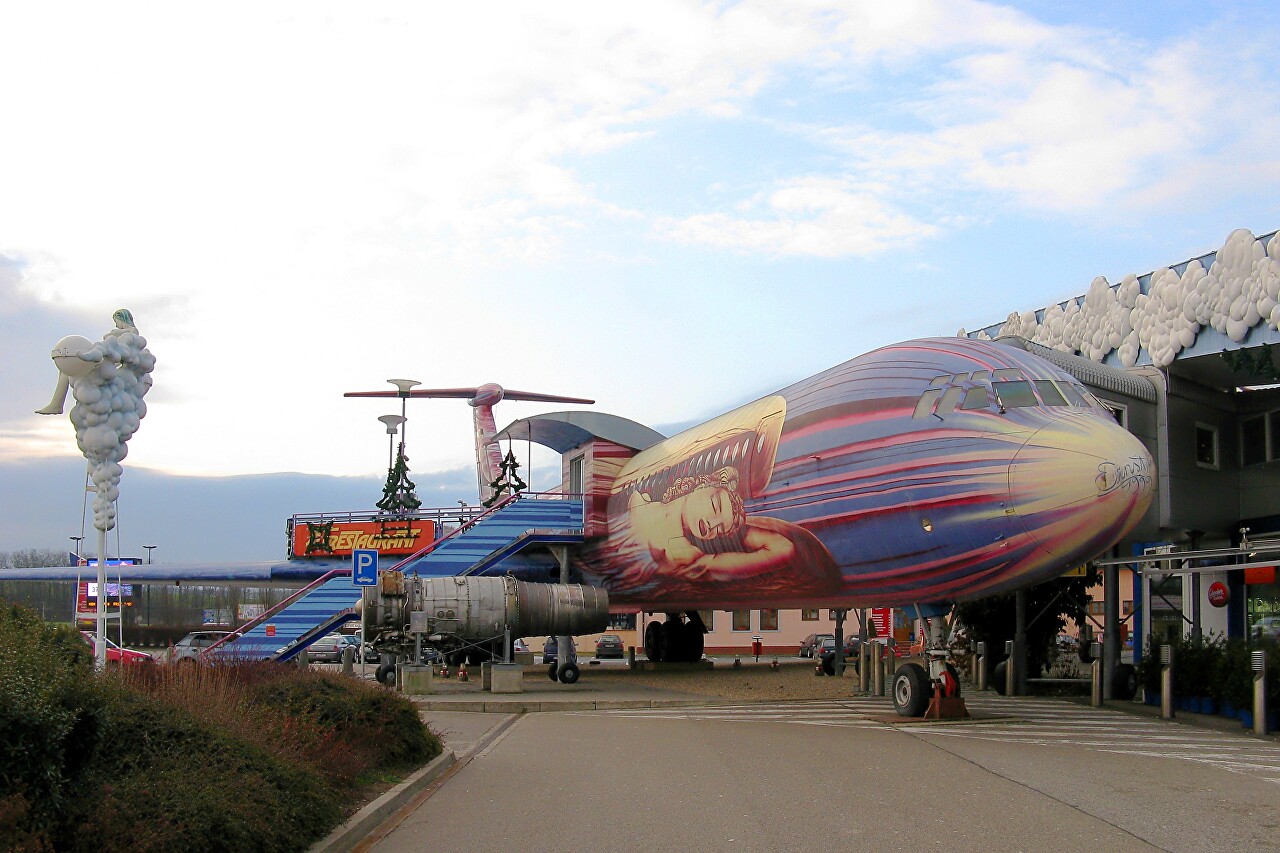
left=291, top=519, right=435, bottom=558
left=352, top=549, right=379, bottom=586
left=265, top=624, right=276, bottom=638
left=1207, top=581, right=1230, bottom=607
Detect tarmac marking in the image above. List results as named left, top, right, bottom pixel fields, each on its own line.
left=578, top=694, right=1280, bottom=781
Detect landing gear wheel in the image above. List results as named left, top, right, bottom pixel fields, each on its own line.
left=686, top=626, right=704, bottom=662
left=548, top=664, right=559, bottom=682
left=892, top=663, right=931, bottom=717
left=375, top=663, right=397, bottom=687
left=644, top=621, right=665, bottom=662
left=661, top=619, right=686, bottom=663
left=1113, top=663, right=1138, bottom=701
left=820, top=652, right=836, bottom=676
left=557, top=662, right=580, bottom=684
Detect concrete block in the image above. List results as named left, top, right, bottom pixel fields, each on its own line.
left=400, top=664, right=435, bottom=695
left=490, top=663, right=524, bottom=694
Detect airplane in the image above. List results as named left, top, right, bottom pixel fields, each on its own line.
left=13, top=335, right=1152, bottom=713
left=346, top=335, right=1155, bottom=715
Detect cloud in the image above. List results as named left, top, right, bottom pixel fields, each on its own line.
left=657, top=177, right=938, bottom=257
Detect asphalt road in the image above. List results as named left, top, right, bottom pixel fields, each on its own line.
left=368, top=694, right=1280, bottom=853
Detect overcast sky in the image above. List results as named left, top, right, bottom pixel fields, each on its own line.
left=4, top=1, right=1279, bottom=557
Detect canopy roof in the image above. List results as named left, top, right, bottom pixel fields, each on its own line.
left=496, top=410, right=665, bottom=453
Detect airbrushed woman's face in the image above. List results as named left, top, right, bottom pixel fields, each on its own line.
left=681, top=485, right=738, bottom=542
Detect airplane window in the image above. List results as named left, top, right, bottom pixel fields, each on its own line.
left=929, top=375, right=951, bottom=387
left=992, top=380, right=1038, bottom=407
left=993, top=368, right=1021, bottom=380
left=960, top=386, right=990, bottom=410
left=952, top=372, right=971, bottom=381
left=970, top=370, right=990, bottom=382
left=1056, top=382, right=1089, bottom=407
left=913, top=388, right=944, bottom=419
left=935, top=387, right=965, bottom=415
left=1034, top=380, right=1068, bottom=406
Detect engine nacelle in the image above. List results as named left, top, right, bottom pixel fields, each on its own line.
left=364, top=573, right=609, bottom=644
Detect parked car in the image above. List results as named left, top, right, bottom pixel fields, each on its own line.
left=842, top=635, right=862, bottom=657
left=815, top=636, right=838, bottom=657
left=595, top=634, right=624, bottom=659
left=172, top=630, right=232, bottom=663
left=513, top=638, right=529, bottom=653
left=1253, top=616, right=1280, bottom=641
left=799, top=633, right=834, bottom=657
left=80, top=631, right=154, bottom=665
left=543, top=636, right=557, bottom=665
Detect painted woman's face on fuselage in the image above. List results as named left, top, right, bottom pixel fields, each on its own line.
left=681, top=486, right=738, bottom=543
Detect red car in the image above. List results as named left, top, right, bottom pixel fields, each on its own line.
left=80, top=631, right=155, bottom=665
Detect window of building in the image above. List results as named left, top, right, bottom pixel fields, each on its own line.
left=760, top=609, right=779, bottom=631
left=801, top=609, right=820, bottom=621
left=1100, top=399, right=1128, bottom=428
left=697, top=610, right=714, bottom=632
left=731, top=610, right=751, bottom=631
left=607, top=613, right=636, bottom=630
left=1195, top=423, right=1219, bottom=469
left=569, top=455, right=585, bottom=493
left=1242, top=415, right=1266, bottom=466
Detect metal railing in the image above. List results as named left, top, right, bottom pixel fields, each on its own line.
left=199, top=568, right=350, bottom=660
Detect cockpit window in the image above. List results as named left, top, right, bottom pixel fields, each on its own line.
left=960, top=386, right=990, bottom=410
left=1056, top=382, right=1089, bottom=407
left=993, top=368, right=1021, bottom=380
left=993, top=380, right=1038, bottom=407
left=970, top=370, right=990, bottom=382
left=1033, top=380, right=1067, bottom=406
left=935, top=386, right=965, bottom=415
left=929, top=375, right=950, bottom=387
left=913, top=388, right=944, bottom=419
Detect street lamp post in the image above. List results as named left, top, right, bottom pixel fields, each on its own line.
left=377, top=415, right=406, bottom=471
left=69, top=535, right=83, bottom=560
left=143, top=545, right=156, bottom=626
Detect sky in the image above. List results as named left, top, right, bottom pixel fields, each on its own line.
left=3, top=1, right=1279, bottom=560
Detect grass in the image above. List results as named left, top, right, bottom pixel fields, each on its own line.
left=0, top=600, right=443, bottom=853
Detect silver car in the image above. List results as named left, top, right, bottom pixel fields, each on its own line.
left=172, top=630, right=232, bottom=663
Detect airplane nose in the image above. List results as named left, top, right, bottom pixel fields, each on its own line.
left=1008, top=411, right=1154, bottom=566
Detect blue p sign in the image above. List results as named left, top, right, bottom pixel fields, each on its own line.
left=352, top=549, right=378, bottom=586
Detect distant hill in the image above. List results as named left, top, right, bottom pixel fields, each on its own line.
left=0, top=456, right=480, bottom=563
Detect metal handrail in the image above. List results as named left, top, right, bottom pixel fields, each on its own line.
left=383, top=492, right=583, bottom=573
left=199, top=568, right=350, bottom=659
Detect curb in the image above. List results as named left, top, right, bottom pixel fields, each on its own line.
left=409, top=696, right=718, bottom=712
left=308, top=750, right=456, bottom=853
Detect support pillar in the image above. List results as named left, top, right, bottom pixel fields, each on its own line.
left=1103, top=564, right=1119, bottom=699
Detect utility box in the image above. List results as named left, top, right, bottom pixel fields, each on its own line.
left=490, top=663, right=523, bottom=694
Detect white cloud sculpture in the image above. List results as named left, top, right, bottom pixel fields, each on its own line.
left=36, top=309, right=156, bottom=532
left=961, top=229, right=1280, bottom=368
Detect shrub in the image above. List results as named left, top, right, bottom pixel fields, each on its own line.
left=250, top=670, right=441, bottom=771
left=0, top=602, right=103, bottom=840
left=53, top=684, right=341, bottom=853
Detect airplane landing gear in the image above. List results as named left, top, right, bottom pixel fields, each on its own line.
left=643, top=613, right=706, bottom=663
left=892, top=606, right=970, bottom=719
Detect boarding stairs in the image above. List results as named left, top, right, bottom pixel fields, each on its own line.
left=205, top=493, right=584, bottom=661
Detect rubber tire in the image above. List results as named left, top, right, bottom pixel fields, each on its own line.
left=820, top=652, right=836, bottom=676
left=548, top=664, right=559, bottom=682
left=686, top=625, right=704, bottom=662
left=644, top=621, right=665, bottom=662
left=893, top=662, right=931, bottom=717
left=992, top=659, right=1008, bottom=695
left=375, top=663, right=397, bottom=687
left=557, top=662, right=580, bottom=684
left=661, top=620, right=686, bottom=663
left=1112, top=663, right=1138, bottom=701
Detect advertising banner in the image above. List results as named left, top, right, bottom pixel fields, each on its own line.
left=291, top=519, right=436, bottom=558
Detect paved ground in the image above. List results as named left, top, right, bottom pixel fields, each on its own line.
left=356, top=662, right=1280, bottom=853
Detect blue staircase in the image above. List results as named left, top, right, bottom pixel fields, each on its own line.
left=209, top=573, right=361, bottom=661
left=208, top=495, right=584, bottom=661
left=396, top=495, right=583, bottom=578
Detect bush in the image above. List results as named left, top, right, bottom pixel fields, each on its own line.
left=0, top=600, right=443, bottom=852
left=0, top=602, right=103, bottom=839
left=53, top=685, right=340, bottom=853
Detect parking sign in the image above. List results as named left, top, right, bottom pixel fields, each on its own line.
left=352, top=549, right=378, bottom=586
